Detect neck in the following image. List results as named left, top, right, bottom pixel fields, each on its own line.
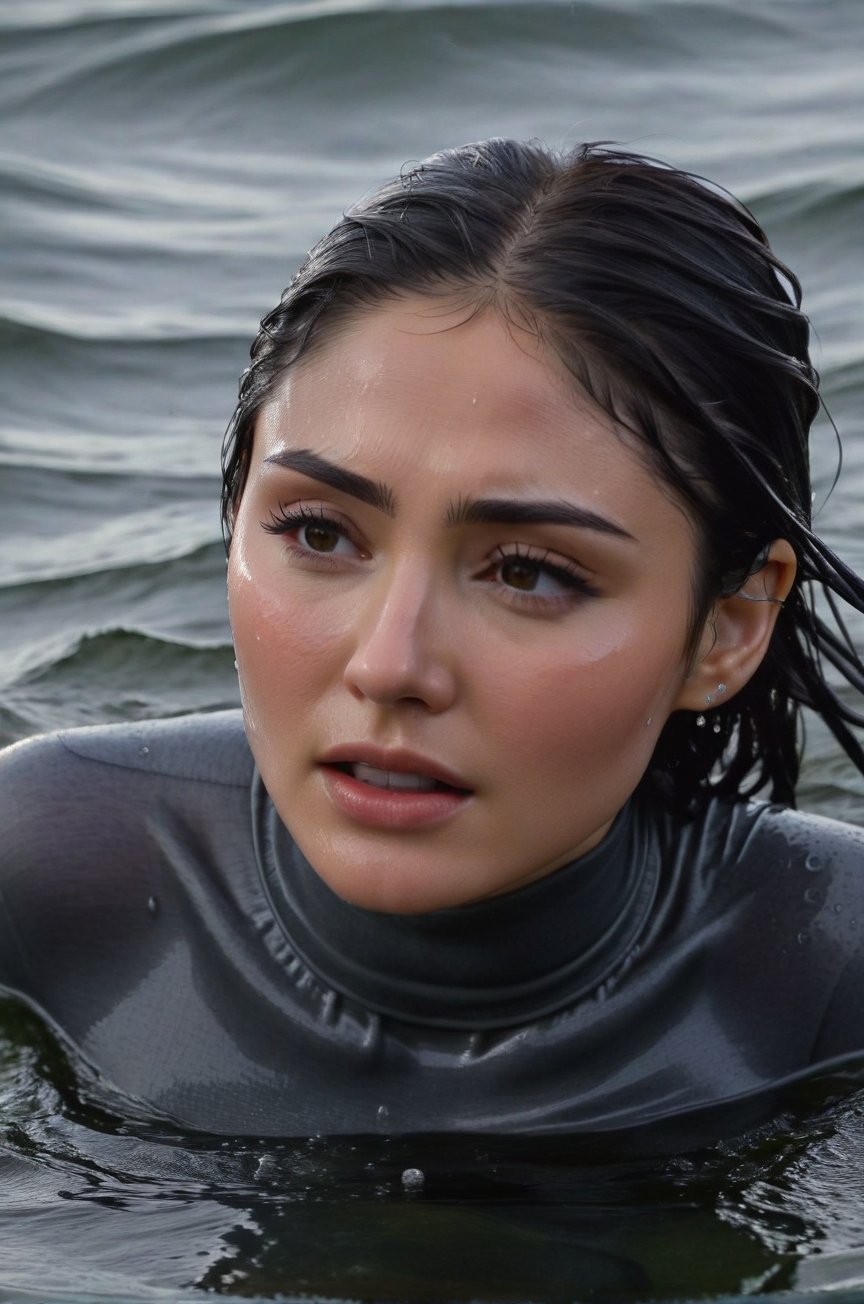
left=252, top=775, right=660, bottom=1029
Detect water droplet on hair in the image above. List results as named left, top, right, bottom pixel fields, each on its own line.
left=797, top=931, right=810, bottom=945
left=401, top=1167, right=424, bottom=1191
left=147, top=895, right=159, bottom=917
left=805, top=854, right=823, bottom=873
left=139, top=746, right=150, bottom=756
left=376, top=1104, right=390, bottom=1127
left=712, top=719, right=722, bottom=734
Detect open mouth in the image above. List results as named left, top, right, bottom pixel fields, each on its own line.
left=329, top=761, right=471, bottom=796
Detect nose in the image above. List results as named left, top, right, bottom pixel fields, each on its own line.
left=342, top=566, right=457, bottom=713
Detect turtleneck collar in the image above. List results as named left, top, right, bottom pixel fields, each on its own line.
left=252, top=774, right=659, bottom=1029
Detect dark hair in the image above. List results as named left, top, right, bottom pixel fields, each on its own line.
left=221, top=138, right=864, bottom=811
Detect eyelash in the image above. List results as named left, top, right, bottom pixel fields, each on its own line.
left=262, top=504, right=365, bottom=567
left=261, top=505, right=600, bottom=609
left=485, top=543, right=600, bottom=611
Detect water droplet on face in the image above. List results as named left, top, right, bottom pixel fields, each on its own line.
left=805, top=854, right=823, bottom=873
left=834, top=903, right=844, bottom=915
left=254, top=1155, right=275, bottom=1181
left=797, top=931, right=810, bottom=945
left=376, top=1104, right=389, bottom=1126
left=401, top=1167, right=424, bottom=1190
left=139, top=746, right=150, bottom=757
left=804, top=886, right=820, bottom=905
left=147, top=895, right=159, bottom=917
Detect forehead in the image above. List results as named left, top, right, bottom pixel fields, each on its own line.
left=255, top=295, right=694, bottom=539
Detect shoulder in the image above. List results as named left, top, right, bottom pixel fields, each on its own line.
left=47, top=709, right=250, bottom=786
left=0, top=709, right=253, bottom=899
left=670, top=796, right=864, bottom=931
left=674, top=796, right=864, bottom=1061
left=0, top=709, right=252, bottom=795
left=723, top=799, right=864, bottom=930
left=672, top=794, right=864, bottom=881
left=0, top=711, right=256, bottom=991
left=0, top=708, right=254, bottom=893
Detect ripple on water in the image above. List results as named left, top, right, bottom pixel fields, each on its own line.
left=3, top=998, right=864, bottom=1300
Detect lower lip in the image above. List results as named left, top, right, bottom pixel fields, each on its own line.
left=320, top=766, right=472, bottom=830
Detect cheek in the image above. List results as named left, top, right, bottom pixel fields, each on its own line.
left=227, top=549, right=345, bottom=719
left=481, top=614, right=686, bottom=769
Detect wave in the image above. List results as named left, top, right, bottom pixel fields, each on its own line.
left=0, top=525, right=224, bottom=589
left=0, top=627, right=238, bottom=746
left=0, top=471, right=221, bottom=586
left=0, top=312, right=248, bottom=358
left=747, top=176, right=864, bottom=233
left=0, top=538, right=226, bottom=596
left=0, top=427, right=226, bottom=479
left=13, top=624, right=232, bottom=682
left=1, top=0, right=819, bottom=113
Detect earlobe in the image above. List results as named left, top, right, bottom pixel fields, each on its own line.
left=673, top=539, right=797, bottom=713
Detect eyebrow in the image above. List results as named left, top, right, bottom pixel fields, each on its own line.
left=263, top=448, right=634, bottom=542
left=445, top=496, right=635, bottom=540
left=264, top=448, right=396, bottom=515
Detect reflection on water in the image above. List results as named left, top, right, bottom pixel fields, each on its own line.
left=2, top=996, right=864, bottom=1302
left=719, top=1094, right=864, bottom=1294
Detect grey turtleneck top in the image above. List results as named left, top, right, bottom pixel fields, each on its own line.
left=1, top=710, right=864, bottom=1142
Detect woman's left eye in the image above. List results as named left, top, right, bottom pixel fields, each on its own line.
left=483, top=547, right=598, bottom=602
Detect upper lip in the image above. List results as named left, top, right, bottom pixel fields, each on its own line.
left=319, top=744, right=472, bottom=791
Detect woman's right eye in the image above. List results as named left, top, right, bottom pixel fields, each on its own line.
left=296, top=520, right=347, bottom=554
left=262, top=505, right=362, bottom=559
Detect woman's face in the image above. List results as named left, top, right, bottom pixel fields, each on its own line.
left=228, top=296, right=703, bottom=913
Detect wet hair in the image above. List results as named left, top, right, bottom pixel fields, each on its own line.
left=221, top=138, right=864, bottom=811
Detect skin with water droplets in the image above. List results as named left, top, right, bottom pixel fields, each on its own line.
left=228, top=300, right=714, bottom=914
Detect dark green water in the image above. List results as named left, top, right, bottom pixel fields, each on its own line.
left=5, top=994, right=864, bottom=1303
left=3, top=0, right=864, bottom=1299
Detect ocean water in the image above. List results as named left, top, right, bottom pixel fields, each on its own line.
left=2, top=0, right=864, bottom=1300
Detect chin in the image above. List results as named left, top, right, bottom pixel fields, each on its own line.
left=309, top=851, right=486, bottom=916
left=320, top=869, right=450, bottom=915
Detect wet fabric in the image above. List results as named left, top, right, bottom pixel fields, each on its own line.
left=1, top=710, right=864, bottom=1139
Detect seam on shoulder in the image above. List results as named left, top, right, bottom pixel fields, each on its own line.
left=55, top=718, right=253, bottom=789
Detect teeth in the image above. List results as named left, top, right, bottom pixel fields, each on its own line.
left=353, top=762, right=437, bottom=792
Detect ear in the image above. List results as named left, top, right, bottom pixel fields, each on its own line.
left=672, top=539, right=797, bottom=713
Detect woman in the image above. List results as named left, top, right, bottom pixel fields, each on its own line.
left=2, top=139, right=864, bottom=1142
